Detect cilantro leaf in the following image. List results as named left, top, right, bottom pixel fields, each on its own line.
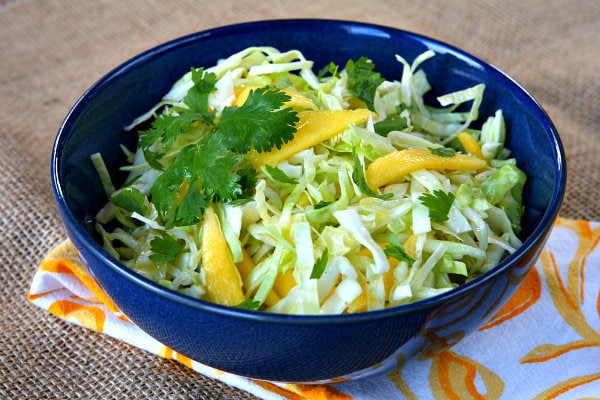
left=150, top=144, right=197, bottom=223
left=419, top=189, right=456, bottom=222
left=235, top=298, right=261, bottom=310
left=144, top=80, right=300, bottom=228
left=218, top=87, right=298, bottom=153
left=182, top=68, right=217, bottom=120
left=352, top=149, right=393, bottom=200
left=314, top=201, right=332, bottom=209
left=317, top=61, right=340, bottom=78
left=150, top=139, right=242, bottom=226
left=236, top=167, right=258, bottom=198
left=430, top=147, right=456, bottom=157
left=139, top=68, right=216, bottom=151
left=138, top=118, right=166, bottom=149
left=374, top=114, right=409, bottom=137
left=141, top=113, right=194, bottom=150
left=195, top=134, right=243, bottom=202
left=310, top=248, right=328, bottom=279
left=143, top=148, right=165, bottom=171
left=263, top=165, right=298, bottom=184
left=110, top=187, right=148, bottom=215
left=169, top=180, right=209, bottom=228
left=384, top=236, right=415, bottom=265
left=149, top=232, right=184, bottom=263
left=345, top=56, right=384, bottom=111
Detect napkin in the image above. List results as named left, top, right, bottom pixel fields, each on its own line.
left=28, top=217, right=600, bottom=399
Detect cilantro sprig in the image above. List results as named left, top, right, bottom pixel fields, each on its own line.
left=149, top=232, right=185, bottom=263
left=235, top=298, right=261, bottom=311
left=141, top=69, right=299, bottom=228
left=310, top=248, right=329, bottom=280
left=419, top=189, right=456, bottom=223
left=374, top=105, right=410, bottom=137
left=263, top=165, right=298, bottom=184
left=374, top=114, right=409, bottom=137
left=110, top=187, right=148, bottom=215
left=345, top=56, right=384, bottom=111
left=430, top=147, right=456, bottom=157
left=218, top=87, right=298, bottom=153
left=352, top=149, right=393, bottom=200
left=384, top=236, right=415, bottom=265
left=317, top=61, right=340, bottom=79
left=139, top=68, right=217, bottom=157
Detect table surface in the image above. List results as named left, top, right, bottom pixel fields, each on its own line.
left=2, top=0, right=599, bottom=398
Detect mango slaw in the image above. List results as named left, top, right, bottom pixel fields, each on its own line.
left=93, top=46, right=526, bottom=314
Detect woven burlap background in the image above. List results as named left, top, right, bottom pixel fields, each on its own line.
left=1, top=0, right=598, bottom=398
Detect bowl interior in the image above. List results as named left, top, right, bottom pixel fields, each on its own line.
left=53, top=19, right=565, bottom=315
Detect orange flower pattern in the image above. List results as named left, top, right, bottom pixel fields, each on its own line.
left=28, top=218, right=600, bottom=399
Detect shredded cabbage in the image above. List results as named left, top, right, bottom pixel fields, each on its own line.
left=94, top=46, right=527, bottom=314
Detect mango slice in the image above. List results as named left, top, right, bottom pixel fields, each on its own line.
left=233, top=87, right=252, bottom=107
left=234, top=87, right=317, bottom=111
left=272, top=268, right=297, bottom=298
left=201, top=205, right=246, bottom=306
left=346, top=245, right=398, bottom=313
left=456, top=132, right=485, bottom=160
left=248, top=109, right=373, bottom=168
left=402, top=234, right=419, bottom=259
left=365, top=148, right=487, bottom=190
left=236, top=248, right=280, bottom=306
left=280, top=88, right=318, bottom=111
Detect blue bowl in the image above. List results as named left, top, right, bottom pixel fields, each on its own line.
left=51, top=19, right=566, bottom=383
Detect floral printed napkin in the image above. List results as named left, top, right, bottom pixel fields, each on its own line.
left=28, top=217, right=600, bottom=399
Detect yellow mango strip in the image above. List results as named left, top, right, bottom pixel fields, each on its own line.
left=348, top=96, right=367, bottom=109
left=280, top=88, right=318, bottom=111
left=456, top=132, right=485, bottom=160
left=232, top=87, right=246, bottom=106
left=298, top=192, right=311, bottom=208
left=365, top=148, right=487, bottom=189
left=248, top=109, right=373, bottom=168
left=273, top=268, right=297, bottom=298
left=347, top=268, right=396, bottom=313
left=346, top=254, right=372, bottom=313
left=234, top=87, right=316, bottom=111
left=236, top=248, right=280, bottom=306
left=346, top=246, right=398, bottom=313
left=346, top=291, right=367, bottom=313
left=402, top=234, right=419, bottom=259
left=201, top=205, right=246, bottom=306
left=233, top=87, right=255, bottom=107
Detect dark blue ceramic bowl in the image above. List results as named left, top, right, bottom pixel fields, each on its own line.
left=51, top=19, right=565, bottom=383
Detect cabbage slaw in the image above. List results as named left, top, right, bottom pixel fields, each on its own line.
left=93, top=46, right=526, bottom=314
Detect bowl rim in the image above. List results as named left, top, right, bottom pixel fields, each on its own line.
left=51, top=18, right=567, bottom=326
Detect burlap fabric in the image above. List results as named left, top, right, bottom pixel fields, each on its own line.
left=1, top=1, right=598, bottom=398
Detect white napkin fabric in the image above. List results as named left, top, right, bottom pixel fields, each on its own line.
left=29, top=217, right=600, bottom=399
